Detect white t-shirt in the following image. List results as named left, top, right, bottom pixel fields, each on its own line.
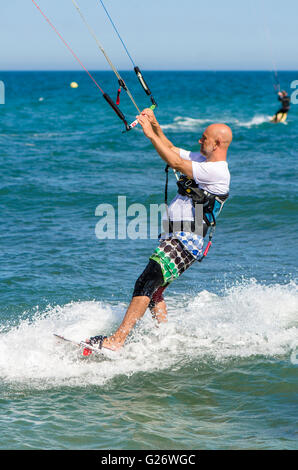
left=163, top=149, right=230, bottom=222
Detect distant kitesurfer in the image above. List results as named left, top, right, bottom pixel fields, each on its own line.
left=272, top=90, right=290, bottom=123
left=87, top=110, right=232, bottom=351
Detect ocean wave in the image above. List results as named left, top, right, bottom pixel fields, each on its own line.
left=161, top=116, right=213, bottom=131
left=0, top=280, right=297, bottom=390
left=233, top=115, right=279, bottom=128
left=160, top=115, right=275, bottom=131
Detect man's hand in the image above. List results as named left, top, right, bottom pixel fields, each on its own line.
left=137, top=113, right=193, bottom=178
left=137, top=113, right=156, bottom=140
left=141, top=108, right=159, bottom=127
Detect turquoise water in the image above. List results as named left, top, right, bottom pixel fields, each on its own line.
left=0, top=71, right=297, bottom=449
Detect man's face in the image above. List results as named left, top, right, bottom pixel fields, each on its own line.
left=198, top=129, right=215, bottom=158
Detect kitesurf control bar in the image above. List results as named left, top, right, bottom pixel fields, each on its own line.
left=123, top=104, right=156, bottom=133
left=103, top=93, right=130, bottom=131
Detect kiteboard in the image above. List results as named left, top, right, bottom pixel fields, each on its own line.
left=54, top=333, right=113, bottom=358
left=270, top=112, right=288, bottom=123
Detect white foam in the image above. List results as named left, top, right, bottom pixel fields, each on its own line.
left=233, top=115, right=273, bottom=128
left=161, top=116, right=213, bottom=131
left=160, top=115, right=273, bottom=131
left=0, top=280, right=297, bottom=389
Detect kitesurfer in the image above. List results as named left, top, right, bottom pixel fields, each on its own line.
left=272, top=90, right=290, bottom=122
left=87, top=109, right=232, bottom=351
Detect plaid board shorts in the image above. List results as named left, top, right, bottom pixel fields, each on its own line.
left=150, top=236, right=196, bottom=285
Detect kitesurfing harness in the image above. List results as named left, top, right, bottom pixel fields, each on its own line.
left=278, top=94, right=291, bottom=112
left=164, top=166, right=229, bottom=262
left=176, top=174, right=229, bottom=227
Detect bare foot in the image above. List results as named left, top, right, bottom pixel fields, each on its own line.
left=85, top=335, right=124, bottom=351
left=102, top=335, right=124, bottom=351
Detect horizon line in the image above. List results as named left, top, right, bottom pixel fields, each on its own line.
left=0, top=69, right=297, bottom=73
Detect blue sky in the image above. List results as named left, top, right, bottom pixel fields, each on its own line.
left=1, top=0, right=297, bottom=70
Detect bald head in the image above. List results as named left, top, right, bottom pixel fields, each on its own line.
left=199, top=123, right=233, bottom=161
left=206, top=124, right=233, bottom=147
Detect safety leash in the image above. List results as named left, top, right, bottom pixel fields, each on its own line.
left=198, top=226, right=215, bottom=262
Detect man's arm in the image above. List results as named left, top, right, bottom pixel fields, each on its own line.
left=142, top=108, right=180, bottom=156
left=137, top=113, right=193, bottom=178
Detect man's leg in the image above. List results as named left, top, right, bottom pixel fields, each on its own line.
left=149, top=285, right=168, bottom=324
left=102, top=260, right=165, bottom=351
left=103, top=296, right=151, bottom=350
left=151, top=300, right=168, bottom=324
left=103, top=293, right=168, bottom=351
left=273, top=109, right=287, bottom=123
left=94, top=237, right=195, bottom=350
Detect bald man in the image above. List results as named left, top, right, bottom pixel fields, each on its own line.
left=87, top=110, right=232, bottom=351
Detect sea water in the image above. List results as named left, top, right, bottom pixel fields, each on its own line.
left=0, top=71, right=297, bottom=449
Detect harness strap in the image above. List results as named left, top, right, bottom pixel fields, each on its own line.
left=163, top=172, right=228, bottom=262
left=198, top=226, right=215, bottom=262
left=177, top=176, right=228, bottom=227
left=164, top=164, right=170, bottom=225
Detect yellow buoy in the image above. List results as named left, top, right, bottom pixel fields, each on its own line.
left=70, top=82, right=79, bottom=89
